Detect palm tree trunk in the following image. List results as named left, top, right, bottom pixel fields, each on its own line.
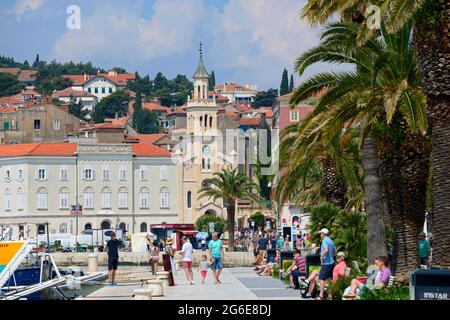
left=361, top=135, right=387, bottom=264
left=378, top=130, right=430, bottom=281
left=227, top=204, right=236, bottom=251
left=414, top=2, right=450, bottom=268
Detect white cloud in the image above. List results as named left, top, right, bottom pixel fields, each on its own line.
left=15, top=0, right=44, bottom=20
left=51, top=0, right=330, bottom=88
left=53, top=0, right=214, bottom=65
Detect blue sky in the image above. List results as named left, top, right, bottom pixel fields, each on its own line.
left=0, top=0, right=342, bottom=90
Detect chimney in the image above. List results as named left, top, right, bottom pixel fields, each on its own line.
left=84, top=73, right=87, bottom=81
left=115, top=112, right=119, bottom=120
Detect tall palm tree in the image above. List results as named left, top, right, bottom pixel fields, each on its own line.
left=198, top=168, right=261, bottom=251
left=289, top=21, right=429, bottom=278
left=278, top=120, right=363, bottom=210
left=300, top=0, right=450, bottom=269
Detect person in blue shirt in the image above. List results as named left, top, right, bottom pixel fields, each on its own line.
left=209, top=232, right=225, bottom=284
left=317, top=228, right=335, bottom=300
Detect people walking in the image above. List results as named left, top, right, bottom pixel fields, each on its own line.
left=149, top=240, right=160, bottom=276
left=106, top=232, right=121, bottom=286
left=209, top=232, right=225, bottom=284
left=198, top=254, right=210, bottom=284
left=181, top=235, right=194, bottom=285
left=316, top=228, right=335, bottom=300
left=163, top=237, right=175, bottom=286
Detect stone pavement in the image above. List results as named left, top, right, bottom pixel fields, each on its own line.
left=163, top=267, right=302, bottom=300
left=78, top=266, right=303, bottom=300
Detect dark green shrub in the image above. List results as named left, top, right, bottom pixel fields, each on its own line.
left=195, top=215, right=227, bottom=233
left=282, top=260, right=293, bottom=272
left=271, top=263, right=280, bottom=278
left=327, top=275, right=352, bottom=300
left=359, top=285, right=409, bottom=300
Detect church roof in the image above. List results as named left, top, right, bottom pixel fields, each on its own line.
left=193, top=48, right=209, bottom=79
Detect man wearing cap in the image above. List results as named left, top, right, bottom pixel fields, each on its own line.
left=332, top=252, right=347, bottom=282
left=418, top=232, right=431, bottom=267
left=317, top=228, right=335, bottom=300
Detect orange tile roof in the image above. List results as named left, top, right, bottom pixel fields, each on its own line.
left=0, top=143, right=77, bottom=157
left=131, top=143, right=172, bottom=157
left=142, top=102, right=170, bottom=112
left=214, top=83, right=257, bottom=93
left=126, top=134, right=166, bottom=146
left=238, top=118, right=261, bottom=126
left=0, top=68, right=21, bottom=75
left=0, top=142, right=171, bottom=157
left=0, top=106, right=19, bottom=113
left=63, top=73, right=135, bottom=86
left=233, top=104, right=254, bottom=113
left=52, top=88, right=97, bottom=99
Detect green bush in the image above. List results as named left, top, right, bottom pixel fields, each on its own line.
left=327, top=275, right=352, bottom=300
left=195, top=215, right=227, bottom=233
left=359, top=285, right=409, bottom=300
left=271, top=263, right=280, bottom=278
left=249, top=211, right=265, bottom=228
left=282, top=260, right=293, bottom=272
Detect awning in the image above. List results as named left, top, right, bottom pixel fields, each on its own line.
left=172, top=229, right=197, bottom=235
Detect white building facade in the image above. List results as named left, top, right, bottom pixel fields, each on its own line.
left=0, top=143, right=180, bottom=240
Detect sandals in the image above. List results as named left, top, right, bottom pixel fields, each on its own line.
left=315, top=295, right=324, bottom=300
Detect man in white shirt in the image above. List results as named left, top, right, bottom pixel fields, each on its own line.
left=180, top=236, right=194, bottom=285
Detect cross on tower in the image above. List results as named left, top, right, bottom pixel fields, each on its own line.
left=199, top=42, right=203, bottom=56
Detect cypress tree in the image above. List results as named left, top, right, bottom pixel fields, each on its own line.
left=132, top=87, right=143, bottom=131
left=289, top=74, right=294, bottom=92
left=209, top=70, right=216, bottom=91
left=33, top=54, right=40, bottom=68
left=280, top=68, right=289, bottom=96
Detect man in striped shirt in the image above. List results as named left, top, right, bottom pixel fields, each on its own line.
left=288, top=249, right=306, bottom=290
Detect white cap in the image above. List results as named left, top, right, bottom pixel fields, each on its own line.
left=319, top=228, right=330, bottom=235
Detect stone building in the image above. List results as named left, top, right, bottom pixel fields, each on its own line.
left=0, top=102, right=81, bottom=145
left=0, top=142, right=180, bottom=240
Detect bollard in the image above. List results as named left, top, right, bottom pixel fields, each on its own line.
left=88, top=253, right=98, bottom=273
left=156, top=271, right=170, bottom=288
left=147, top=279, right=164, bottom=297
left=133, top=287, right=153, bottom=300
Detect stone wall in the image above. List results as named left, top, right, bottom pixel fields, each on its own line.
left=50, top=250, right=255, bottom=267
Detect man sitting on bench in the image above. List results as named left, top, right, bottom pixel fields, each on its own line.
left=286, top=249, right=306, bottom=289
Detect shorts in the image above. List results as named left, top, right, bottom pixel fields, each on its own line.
left=108, top=257, right=119, bottom=271
left=211, top=257, right=223, bottom=270
left=201, top=270, right=207, bottom=278
left=182, top=261, right=193, bottom=269
left=319, top=264, right=334, bottom=280
left=259, top=250, right=267, bottom=258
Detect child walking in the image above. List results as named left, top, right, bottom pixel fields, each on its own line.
left=198, top=254, right=210, bottom=284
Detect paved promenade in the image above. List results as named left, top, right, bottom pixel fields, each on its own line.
left=77, top=266, right=302, bottom=300
left=163, top=267, right=302, bottom=300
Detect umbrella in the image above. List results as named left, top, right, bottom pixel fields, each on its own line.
left=196, top=232, right=208, bottom=240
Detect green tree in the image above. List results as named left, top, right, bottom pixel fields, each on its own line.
left=289, top=21, right=429, bottom=277
left=68, top=96, right=89, bottom=120
left=32, top=54, right=40, bottom=68
left=289, top=74, right=294, bottom=92
left=136, top=110, right=160, bottom=134
left=249, top=212, right=265, bottom=229
left=301, top=0, right=450, bottom=270
left=280, top=68, right=289, bottom=96
left=0, top=73, right=24, bottom=97
left=92, top=90, right=130, bottom=123
left=35, top=76, right=73, bottom=95
left=23, top=60, right=30, bottom=70
left=251, top=88, right=278, bottom=108
left=198, top=168, right=261, bottom=250
left=195, top=214, right=227, bottom=234
left=153, top=72, right=168, bottom=91
left=209, top=70, right=216, bottom=91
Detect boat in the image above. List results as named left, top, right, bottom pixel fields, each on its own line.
left=0, top=240, right=108, bottom=300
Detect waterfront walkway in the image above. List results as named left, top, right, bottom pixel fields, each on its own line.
left=79, top=266, right=302, bottom=300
